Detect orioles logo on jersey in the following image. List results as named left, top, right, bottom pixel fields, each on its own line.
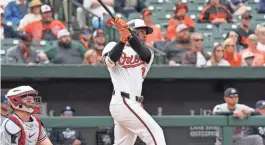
left=118, top=53, right=145, bottom=69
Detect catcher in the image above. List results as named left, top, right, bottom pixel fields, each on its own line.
left=0, top=86, right=53, bottom=145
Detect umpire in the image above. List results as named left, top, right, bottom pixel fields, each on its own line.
left=244, top=100, right=265, bottom=144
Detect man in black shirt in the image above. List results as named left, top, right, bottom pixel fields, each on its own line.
left=235, top=11, right=255, bottom=48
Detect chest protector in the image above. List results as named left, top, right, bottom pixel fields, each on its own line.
left=8, top=115, right=42, bottom=145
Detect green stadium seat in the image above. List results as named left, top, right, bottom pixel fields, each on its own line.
left=153, top=12, right=172, bottom=24
left=195, top=23, right=217, bottom=34
left=218, top=24, right=238, bottom=33
left=253, top=14, right=265, bottom=24
left=160, top=3, right=174, bottom=13
left=128, top=12, right=141, bottom=20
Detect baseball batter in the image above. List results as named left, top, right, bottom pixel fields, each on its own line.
left=0, top=86, right=53, bottom=145
left=102, top=18, right=166, bottom=145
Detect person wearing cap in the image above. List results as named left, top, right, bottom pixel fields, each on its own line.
left=166, top=3, right=194, bottom=41
left=4, top=0, right=29, bottom=24
left=49, top=106, right=84, bottom=145
left=163, top=24, right=191, bottom=66
left=5, top=33, right=48, bottom=64
left=213, top=88, right=264, bottom=145
left=241, top=51, right=255, bottom=66
left=140, top=8, right=164, bottom=46
left=0, top=7, right=19, bottom=39
left=235, top=11, right=255, bottom=48
left=24, top=4, right=65, bottom=41
left=244, top=100, right=265, bottom=144
left=92, top=29, right=105, bottom=58
left=239, top=34, right=265, bottom=66
left=78, top=26, right=92, bottom=49
left=102, top=18, right=167, bottom=145
left=44, top=29, right=87, bottom=64
left=256, top=25, right=265, bottom=52
left=199, top=0, right=233, bottom=24
left=18, top=0, right=42, bottom=31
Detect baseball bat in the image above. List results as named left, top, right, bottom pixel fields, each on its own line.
left=97, top=0, right=115, bottom=19
left=97, top=0, right=134, bottom=35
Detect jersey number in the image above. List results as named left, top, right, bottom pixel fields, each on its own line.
left=141, top=67, right=146, bottom=78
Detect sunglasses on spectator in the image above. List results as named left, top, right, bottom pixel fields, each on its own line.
left=243, top=16, right=252, bottom=20
left=250, top=37, right=259, bottom=42
left=216, top=49, right=224, bottom=52
left=193, top=39, right=204, bottom=42
left=226, top=44, right=235, bottom=47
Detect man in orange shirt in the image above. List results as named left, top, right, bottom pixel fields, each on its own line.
left=24, top=5, right=65, bottom=41
left=141, top=8, right=164, bottom=46
left=166, top=3, right=194, bottom=41
left=240, top=34, right=265, bottom=66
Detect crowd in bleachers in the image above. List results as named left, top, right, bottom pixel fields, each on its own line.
left=0, top=0, right=265, bottom=66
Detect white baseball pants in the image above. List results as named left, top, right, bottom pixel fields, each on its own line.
left=109, top=95, right=166, bottom=145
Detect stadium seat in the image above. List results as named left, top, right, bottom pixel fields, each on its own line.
left=195, top=23, right=217, bottom=34
left=218, top=24, right=238, bottom=33
left=128, top=12, right=141, bottom=20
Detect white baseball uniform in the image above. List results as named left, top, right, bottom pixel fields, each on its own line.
left=0, top=114, right=47, bottom=145
left=103, top=42, right=166, bottom=145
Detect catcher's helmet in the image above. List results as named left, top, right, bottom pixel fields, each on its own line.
left=6, top=86, right=41, bottom=114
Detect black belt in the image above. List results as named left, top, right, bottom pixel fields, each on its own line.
left=113, top=91, right=144, bottom=103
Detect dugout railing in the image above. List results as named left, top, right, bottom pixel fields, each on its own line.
left=40, top=115, right=265, bottom=145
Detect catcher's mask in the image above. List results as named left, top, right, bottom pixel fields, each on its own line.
left=6, top=86, right=42, bottom=114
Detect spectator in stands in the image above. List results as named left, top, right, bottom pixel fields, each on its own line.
left=226, top=0, right=248, bottom=15
left=199, top=0, right=233, bottom=25
left=163, top=24, right=191, bottom=66
left=0, top=8, right=18, bottom=39
left=83, top=49, right=100, bottom=65
left=76, top=0, right=115, bottom=29
left=24, top=5, right=65, bottom=41
left=18, top=0, right=42, bottom=31
left=256, top=25, right=265, bottom=52
left=258, top=0, right=265, bottom=13
left=79, top=26, right=92, bottom=49
left=92, top=29, right=105, bottom=60
left=4, top=0, right=29, bottom=24
left=240, top=34, right=265, bottom=66
left=225, top=31, right=244, bottom=52
left=213, top=88, right=264, bottom=145
left=50, top=106, right=84, bottom=145
left=223, top=38, right=242, bottom=66
left=44, top=29, right=87, bottom=64
left=244, top=100, right=265, bottom=144
left=206, top=44, right=230, bottom=66
left=236, top=11, right=254, bottom=48
left=141, top=8, right=164, bottom=46
left=5, top=33, right=48, bottom=64
left=241, top=51, right=255, bottom=66
left=114, top=0, right=146, bottom=17
left=166, top=3, right=194, bottom=41
left=182, top=33, right=210, bottom=66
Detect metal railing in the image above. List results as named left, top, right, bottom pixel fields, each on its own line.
left=40, top=115, right=265, bottom=145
